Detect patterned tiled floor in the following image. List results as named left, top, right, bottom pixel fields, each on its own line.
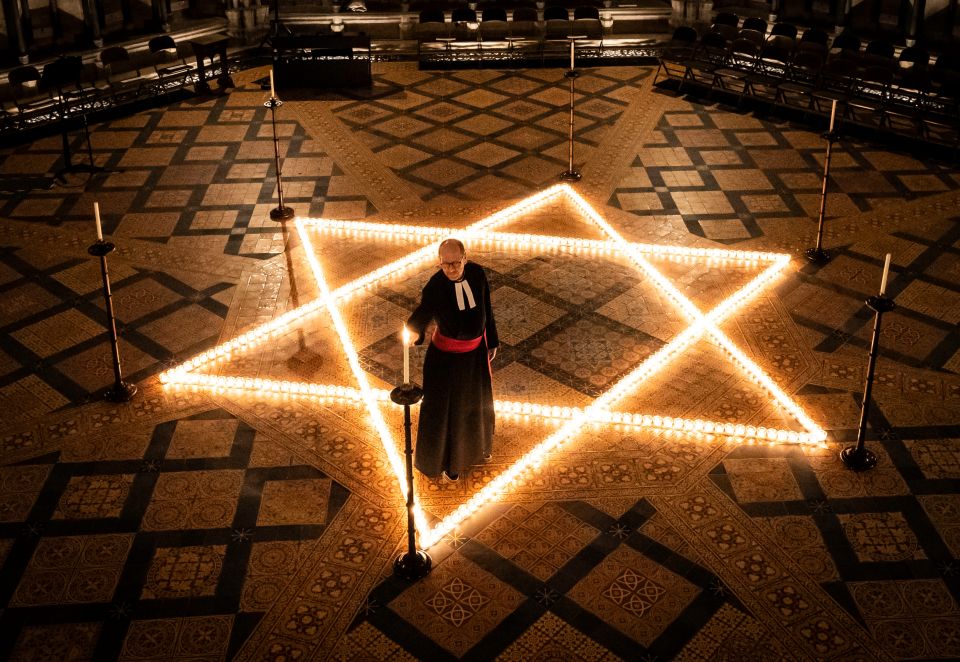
left=0, top=62, right=958, bottom=660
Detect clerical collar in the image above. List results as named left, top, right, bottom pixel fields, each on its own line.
left=454, top=279, right=476, bottom=311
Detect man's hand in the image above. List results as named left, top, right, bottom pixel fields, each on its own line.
left=488, top=347, right=497, bottom=361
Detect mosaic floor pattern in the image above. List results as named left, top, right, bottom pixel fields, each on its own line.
left=0, top=62, right=958, bottom=660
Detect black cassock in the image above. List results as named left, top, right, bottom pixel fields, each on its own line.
left=407, top=261, right=499, bottom=477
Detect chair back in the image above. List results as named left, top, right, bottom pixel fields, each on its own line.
left=819, top=56, right=859, bottom=90
left=481, top=6, right=507, bottom=21
left=700, top=31, right=727, bottom=50
left=511, top=6, right=538, bottom=21
left=898, top=45, right=929, bottom=69
left=710, top=23, right=738, bottom=41
left=543, top=6, right=569, bottom=21
left=799, top=27, right=828, bottom=46
left=8, top=65, right=45, bottom=108
left=697, top=32, right=728, bottom=64
left=479, top=19, right=508, bottom=40
left=737, top=28, right=765, bottom=47
left=713, top=11, right=739, bottom=26
left=418, top=8, right=445, bottom=24
left=149, top=35, right=178, bottom=54
left=99, top=46, right=141, bottom=80
left=759, top=36, right=793, bottom=70
left=671, top=25, right=698, bottom=43
left=765, top=34, right=795, bottom=53
left=830, top=31, right=860, bottom=52
left=788, top=50, right=823, bottom=83
left=770, top=22, right=797, bottom=39
left=8, top=65, right=42, bottom=88
left=742, top=16, right=767, bottom=33
left=40, top=56, right=83, bottom=94
left=451, top=7, right=477, bottom=22
left=864, top=39, right=894, bottom=59
left=728, top=37, right=760, bottom=66
left=510, top=6, right=540, bottom=37
left=573, top=5, right=599, bottom=19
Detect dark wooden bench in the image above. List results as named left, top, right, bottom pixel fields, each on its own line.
left=272, top=34, right=373, bottom=89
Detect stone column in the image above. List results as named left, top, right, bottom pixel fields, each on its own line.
left=669, top=0, right=713, bottom=26
left=4, top=0, right=29, bottom=62
left=83, top=0, right=103, bottom=46
left=835, top=0, right=851, bottom=29
left=906, top=0, right=923, bottom=44
left=152, top=0, right=170, bottom=31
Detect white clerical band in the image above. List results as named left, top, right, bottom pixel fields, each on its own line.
left=455, top=280, right=476, bottom=311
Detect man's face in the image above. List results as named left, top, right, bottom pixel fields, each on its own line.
left=439, top=244, right=466, bottom=281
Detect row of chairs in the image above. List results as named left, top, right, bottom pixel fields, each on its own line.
left=416, top=5, right=606, bottom=60
left=702, top=13, right=959, bottom=77
left=655, top=26, right=960, bottom=152
left=1, top=36, right=210, bottom=133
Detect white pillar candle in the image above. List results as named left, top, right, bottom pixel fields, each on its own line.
left=828, top=99, right=837, bottom=133
left=94, top=201, right=103, bottom=241
left=879, top=253, right=892, bottom=295
left=269, top=68, right=275, bottom=98
left=402, top=326, right=411, bottom=384
left=570, top=41, right=575, bottom=70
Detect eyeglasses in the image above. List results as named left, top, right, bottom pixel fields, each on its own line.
left=440, top=256, right=465, bottom=268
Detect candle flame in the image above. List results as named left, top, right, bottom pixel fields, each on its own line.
left=402, top=326, right=411, bottom=346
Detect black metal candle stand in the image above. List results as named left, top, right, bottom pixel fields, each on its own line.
left=559, top=69, right=582, bottom=183
left=391, top=383, right=432, bottom=580
left=88, top=240, right=138, bottom=402
left=265, top=96, right=295, bottom=222
left=840, top=294, right=895, bottom=471
left=805, top=130, right=838, bottom=264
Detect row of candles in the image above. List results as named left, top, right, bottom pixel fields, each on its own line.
left=92, top=200, right=894, bottom=385
left=396, top=254, right=891, bottom=384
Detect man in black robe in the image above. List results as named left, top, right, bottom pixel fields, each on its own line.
left=406, top=238, right=498, bottom=482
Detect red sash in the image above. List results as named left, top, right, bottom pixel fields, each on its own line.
left=432, top=329, right=482, bottom=353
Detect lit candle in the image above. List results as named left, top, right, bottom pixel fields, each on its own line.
left=269, top=68, right=275, bottom=98
left=402, top=326, right=411, bottom=384
left=879, top=253, right=892, bottom=296
left=828, top=99, right=837, bottom=133
left=570, top=41, right=575, bottom=70
left=94, top=201, right=103, bottom=241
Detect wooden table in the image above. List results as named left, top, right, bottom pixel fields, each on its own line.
left=190, top=34, right=234, bottom=93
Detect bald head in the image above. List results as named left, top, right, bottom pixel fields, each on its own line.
left=439, top=238, right=465, bottom=257
left=438, top=238, right=466, bottom=281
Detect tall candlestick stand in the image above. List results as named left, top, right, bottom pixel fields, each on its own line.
left=279, top=217, right=309, bottom=358
left=391, top=383, right=432, bottom=580
left=265, top=96, right=295, bottom=222
left=559, top=68, right=582, bottom=182
left=805, top=129, right=837, bottom=264
left=840, top=294, right=895, bottom=470
left=88, top=240, right=137, bottom=402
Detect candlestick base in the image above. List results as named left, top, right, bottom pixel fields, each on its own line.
left=840, top=444, right=878, bottom=471
left=866, top=295, right=896, bottom=313
left=105, top=381, right=138, bottom=403
left=270, top=205, right=295, bottom=221
left=565, top=69, right=581, bottom=78
left=822, top=131, right=839, bottom=142
left=394, top=549, right=432, bottom=580
left=264, top=97, right=283, bottom=108
left=804, top=247, right=831, bottom=264
left=88, top=240, right=116, bottom=257
left=391, top=384, right=424, bottom=406
left=559, top=170, right=582, bottom=182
